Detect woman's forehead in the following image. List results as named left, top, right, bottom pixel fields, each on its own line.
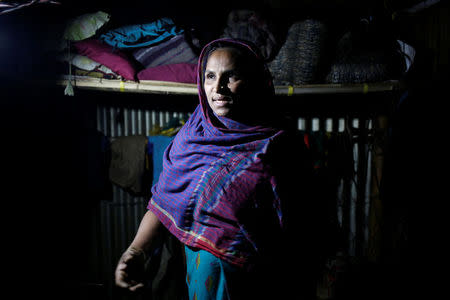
left=205, top=49, right=238, bottom=69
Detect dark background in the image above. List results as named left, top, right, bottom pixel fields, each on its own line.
left=1, top=0, right=448, bottom=299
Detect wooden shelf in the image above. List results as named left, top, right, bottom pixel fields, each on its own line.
left=56, top=75, right=400, bottom=96
left=274, top=81, right=400, bottom=95
left=57, top=76, right=198, bottom=95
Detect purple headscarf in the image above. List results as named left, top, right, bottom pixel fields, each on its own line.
left=148, top=38, right=285, bottom=267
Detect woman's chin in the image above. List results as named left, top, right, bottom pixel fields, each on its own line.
left=213, top=108, right=232, bottom=118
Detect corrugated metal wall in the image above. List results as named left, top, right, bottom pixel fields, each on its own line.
left=94, top=105, right=191, bottom=300
left=297, top=115, right=376, bottom=257
left=93, top=103, right=382, bottom=299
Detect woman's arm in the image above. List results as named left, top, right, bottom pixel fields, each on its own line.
left=115, top=209, right=162, bottom=291
left=129, top=209, right=162, bottom=252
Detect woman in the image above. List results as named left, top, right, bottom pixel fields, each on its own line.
left=115, top=38, right=319, bottom=299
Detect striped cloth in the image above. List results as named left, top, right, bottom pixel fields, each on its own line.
left=148, top=38, right=286, bottom=267
left=132, top=34, right=198, bottom=69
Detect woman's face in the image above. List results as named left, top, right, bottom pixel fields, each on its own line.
left=203, top=48, right=247, bottom=119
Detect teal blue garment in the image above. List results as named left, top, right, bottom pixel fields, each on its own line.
left=100, top=17, right=183, bottom=49
left=185, top=246, right=238, bottom=300
left=147, top=135, right=175, bottom=186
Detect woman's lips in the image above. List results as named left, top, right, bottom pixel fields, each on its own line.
left=214, top=96, right=230, bottom=101
left=213, top=97, right=232, bottom=106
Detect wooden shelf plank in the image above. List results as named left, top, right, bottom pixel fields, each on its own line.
left=56, top=76, right=198, bottom=95
left=56, top=76, right=400, bottom=96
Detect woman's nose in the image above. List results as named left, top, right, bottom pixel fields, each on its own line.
left=215, top=77, right=227, bottom=93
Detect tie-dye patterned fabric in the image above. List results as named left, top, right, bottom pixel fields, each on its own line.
left=185, top=246, right=236, bottom=300
left=148, top=38, right=285, bottom=267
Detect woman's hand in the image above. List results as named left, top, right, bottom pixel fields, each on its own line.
left=115, top=210, right=161, bottom=291
left=114, top=247, right=146, bottom=291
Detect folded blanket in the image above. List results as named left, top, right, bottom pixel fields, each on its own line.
left=132, top=34, right=198, bottom=69
left=100, top=17, right=183, bottom=49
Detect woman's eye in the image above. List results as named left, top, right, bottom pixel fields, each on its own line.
left=228, top=75, right=238, bottom=83
left=206, top=73, right=215, bottom=80
left=229, top=75, right=243, bottom=84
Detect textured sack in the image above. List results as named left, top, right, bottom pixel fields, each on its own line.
left=109, top=135, right=148, bottom=194
left=325, top=31, right=404, bottom=83
left=221, top=9, right=278, bottom=60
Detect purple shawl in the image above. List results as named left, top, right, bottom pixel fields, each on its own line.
left=148, top=38, right=285, bottom=267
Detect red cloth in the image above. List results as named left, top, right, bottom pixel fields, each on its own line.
left=74, top=39, right=138, bottom=81
left=137, top=63, right=197, bottom=84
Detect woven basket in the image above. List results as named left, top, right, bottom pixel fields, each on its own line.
left=268, top=19, right=328, bottom=85
left=325, top=31, right=404, bottom=83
